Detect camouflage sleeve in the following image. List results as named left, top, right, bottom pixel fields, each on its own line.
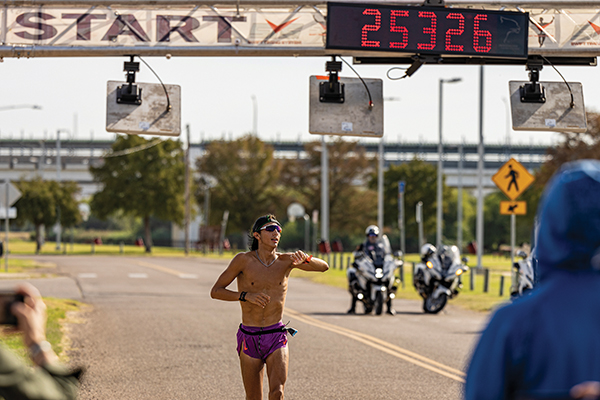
left=0, top=345, right=82, bottom=400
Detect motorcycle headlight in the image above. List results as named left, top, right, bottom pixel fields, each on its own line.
left=456, top=269, right=463, bottom=276
left=375, top=268, right=383, bottom=279
left=426, top=261, right=433, bottom=269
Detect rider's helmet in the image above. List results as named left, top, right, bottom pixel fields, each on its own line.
left=420, top=243, right=436, bottom=260
left=365, top=225, right=380, bottom=237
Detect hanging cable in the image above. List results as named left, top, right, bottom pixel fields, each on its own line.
left=541, top=55, right=574, bottom=108
left=138, top=56, right=172, bottom=113
left=387, top=67, right=409, bottom=81
left=339, top=57, right=373, bottom=108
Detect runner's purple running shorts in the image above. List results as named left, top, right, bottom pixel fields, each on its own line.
left=237, top=322, right=288, bottom=361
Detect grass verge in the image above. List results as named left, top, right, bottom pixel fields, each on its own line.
left=0, top=258, right=57, bottom=276
left=0, top=298, right=86, bottom=363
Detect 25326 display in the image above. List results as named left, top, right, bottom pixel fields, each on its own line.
left=326, top=2, right=528, bottom=59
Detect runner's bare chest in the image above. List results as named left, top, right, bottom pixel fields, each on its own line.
left=239, top=256, right=291, bottom=293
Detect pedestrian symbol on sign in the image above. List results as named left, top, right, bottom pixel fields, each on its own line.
left=506, top=165, right=519, bottom=192
left=492, top=158, right=534, bottom=201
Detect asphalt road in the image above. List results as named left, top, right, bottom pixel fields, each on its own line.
left=1, top=255, right=491, bottom=400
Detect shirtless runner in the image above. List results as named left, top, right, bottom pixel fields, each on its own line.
left=210, top=214, right=329, bottom=400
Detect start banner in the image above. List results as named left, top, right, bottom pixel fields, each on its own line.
left=2, top=5, right=600, bottom=57
left=0, top=6, right=326, bottom=51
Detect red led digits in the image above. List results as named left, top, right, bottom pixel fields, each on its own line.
left=389, top=10, right=409, bottom=49
left=361, top=8, right=381, bottom=47
left=445, top=13, right=464, bottom=51
left=417, top=11, right=436, bottom=50
left=326, top=3, right=526, bottom=58
left=473, top=14, right=492, bottom=52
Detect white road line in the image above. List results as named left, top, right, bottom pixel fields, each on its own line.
left=78, top=273, right=97, bottom=279
left=128, top=273, right=148, bottom=279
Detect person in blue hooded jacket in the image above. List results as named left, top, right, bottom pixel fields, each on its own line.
left=465, top=160, right=600, bottom=400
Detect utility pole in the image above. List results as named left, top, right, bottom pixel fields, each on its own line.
left=184, top=124, right=191, bottom=255
left=55, top=130, right=62, bottom=251
left=321, top=136, right=329, bottom=242
left=378, top=138, right=384, bottom=230
left=476, top=66, right=485, bottom=269
left=398, top=181, right=405, bottom=262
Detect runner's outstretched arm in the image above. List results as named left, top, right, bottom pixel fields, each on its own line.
left=289, top=250, right=329, bottom=272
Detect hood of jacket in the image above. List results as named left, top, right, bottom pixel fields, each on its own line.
left=536, top=160, right=600, bottom=281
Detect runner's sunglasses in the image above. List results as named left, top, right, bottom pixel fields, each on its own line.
left=261, top=225, right=282, bottom=233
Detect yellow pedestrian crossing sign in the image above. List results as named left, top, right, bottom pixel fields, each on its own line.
left=492, top=158, right=535, bottom=200
left=500, top=201, right=527, bottom=215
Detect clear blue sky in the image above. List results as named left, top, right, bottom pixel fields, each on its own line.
left=1, top=55, right=597, bottom=146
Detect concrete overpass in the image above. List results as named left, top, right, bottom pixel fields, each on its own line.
left=0, top=138, right=551, bottom=196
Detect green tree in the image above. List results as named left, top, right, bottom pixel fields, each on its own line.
left=516, top=111, right=600, bottom=241
left=90, top=135, right=185, bottom=253
left=500, top=112, right=600, bottom=249
left=483, top=191, right=510, bottom=251
left=482, top=186, right=542, bottom=252
left=14, top=177, right=81, bottom=253
left=536, top=112, right=600, bottom=185
left=278, top=138, right=376, bottom=239
left=443, top=188, right=477, bottom=247
left=195, top=135, right=282, bottom=241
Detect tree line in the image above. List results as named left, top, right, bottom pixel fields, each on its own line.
left=13, top=114, right=600, bottom=253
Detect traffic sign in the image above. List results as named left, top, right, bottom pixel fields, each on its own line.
left=0, top=208, right=17, bottom=219
left=0, top=182, right=22, bottom=207
left=492, top=158, right=535, bottom=200
left=398, top=181, right=405, bottom=194
left=500, top=201, right=527, bottom=215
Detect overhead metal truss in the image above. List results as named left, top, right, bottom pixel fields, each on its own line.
left=1, top=0, right=600, bottom=58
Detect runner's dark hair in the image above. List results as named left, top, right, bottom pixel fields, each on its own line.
left=249, top=214, right=281, bottom=251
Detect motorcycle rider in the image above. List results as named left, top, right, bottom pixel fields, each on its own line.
left=347, top=225, right=395, bottom=315
left=422, top=244, right=456, bottom=271
left=420, top=243, right=437, bottom=263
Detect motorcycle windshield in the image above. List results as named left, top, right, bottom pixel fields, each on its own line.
left=447, top=245, right=462, bottom=266
left=381, top=235, right=393, bottom=255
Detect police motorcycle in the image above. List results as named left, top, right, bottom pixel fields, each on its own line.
left=511, top=218, right=539, bottom=300
left=413, top=244, right=469, bottom=314
left=510, top=249, right=536, bottom=299
left=347, top=226, right=403, bottom=315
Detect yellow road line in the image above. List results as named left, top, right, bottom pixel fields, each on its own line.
left=284, top=307, right=466, bottom=383
left=135, top=260, right=189, bottom=277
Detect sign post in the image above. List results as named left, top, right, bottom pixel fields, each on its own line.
left=416, top=201, right=423, bottom=251
left=398, top=181, right=405, bottom=263
left=492, top=158, right=534, bottom=266
left=0, top=181, right=22, bottom=272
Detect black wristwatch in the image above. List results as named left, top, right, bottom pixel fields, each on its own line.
left=239, top=291, right=247, bottom=302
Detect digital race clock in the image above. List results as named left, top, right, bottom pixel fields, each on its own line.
left=326, top=2, right=528, bottom=59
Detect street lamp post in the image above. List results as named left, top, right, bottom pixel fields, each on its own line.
left=251, top=95, right=258, bottom=135
left=378, top=138, right=384, bottom=230
left=55, top=129, right=65, bottom=251
left=476, top=66, right=485, bottom=270
left=437, top=77, right=462, bottom=249
left=55, top=128, right=70, bottom=251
